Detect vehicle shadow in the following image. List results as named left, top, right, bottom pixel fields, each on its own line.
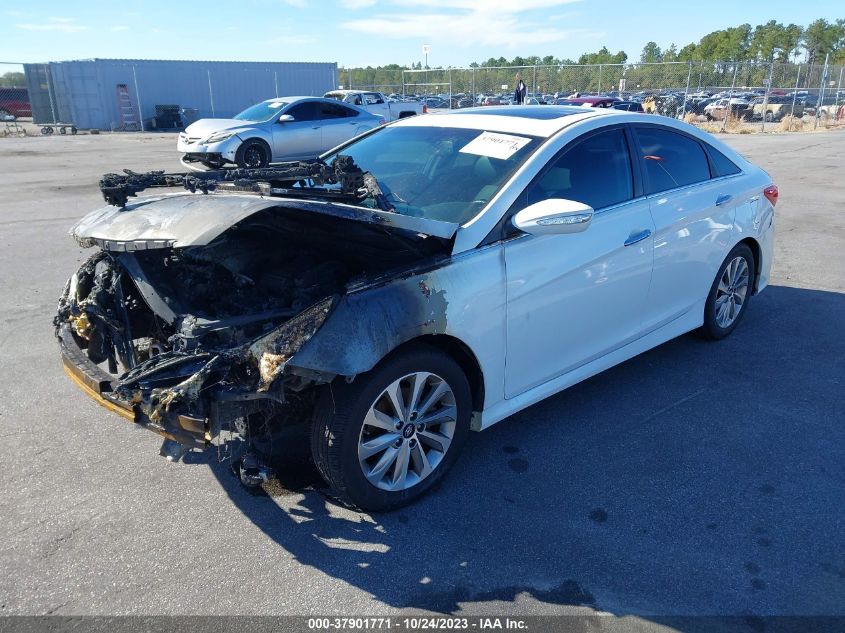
left=197, top=285, right=845, bottom=618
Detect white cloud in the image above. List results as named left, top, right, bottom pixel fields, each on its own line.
left=110, top=26, right=130, bottom=32
left=342, top=0, right=584, bottom=47
left=280, top=0, right=308, bottom=7
left=340, top=0, right=377, bottom=8
left=16, top=17, right=88, bottom=33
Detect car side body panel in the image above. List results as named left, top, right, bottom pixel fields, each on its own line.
left=641, top=178, right=739, bottom=331
left=286, top=244, right=507, bottom=424
left=503, top=199, right=655, bottom=398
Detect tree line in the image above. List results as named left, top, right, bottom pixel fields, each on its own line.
left=342, top=18, right=844, bottom=92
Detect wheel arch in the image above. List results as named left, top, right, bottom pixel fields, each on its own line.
left=391, top=334, right=485, bottom=415
left=737, top=236, right=762, bottom=293
left=238, top=136, right=272, bottom=161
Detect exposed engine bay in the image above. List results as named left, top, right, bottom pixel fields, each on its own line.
left=55, top=170, right=453, bottom=480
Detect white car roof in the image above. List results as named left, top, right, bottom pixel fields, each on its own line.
left=391, top=106, right=620, bottom=138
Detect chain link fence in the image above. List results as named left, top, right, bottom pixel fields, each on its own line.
left=0, top=62, right=30, bottom=137
left=395, top=60, right=844, bottom=131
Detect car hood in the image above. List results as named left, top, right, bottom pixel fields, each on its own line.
left=70, top=192, right=458, bottom=251
left=184, top=118, right=258, bottom=137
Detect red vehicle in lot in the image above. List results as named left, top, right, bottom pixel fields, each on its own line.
left=0, top=87, right=32, bottom=119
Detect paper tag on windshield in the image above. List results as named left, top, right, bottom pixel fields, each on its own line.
left=268, top=102, right=285, bottom=109
left=459, top=131, right=531, bottom=160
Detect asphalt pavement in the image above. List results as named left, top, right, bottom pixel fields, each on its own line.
left=0, top=129, right=842, bottom=625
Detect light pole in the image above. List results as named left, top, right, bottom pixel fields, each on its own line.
left=422, top=44, right=431, bottom=96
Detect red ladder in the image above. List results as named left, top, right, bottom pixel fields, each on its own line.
left=116, top=84, right=140, bottom=131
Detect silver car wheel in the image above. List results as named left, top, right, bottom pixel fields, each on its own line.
left=715, top=256, right=750, bottom=328
left=357, top=371, right=457, bottom=492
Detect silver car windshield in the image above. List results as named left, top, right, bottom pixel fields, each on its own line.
left=234, top=101, right=290, bottom=122
left=324, top=126, right=541, bottom=224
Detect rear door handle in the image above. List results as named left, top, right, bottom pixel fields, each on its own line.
left=716, top=194, right=733, bottom=206
left=624, top=228, right=652, bottom=247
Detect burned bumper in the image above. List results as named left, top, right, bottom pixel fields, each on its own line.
left=58, top=323, right=209, bottom=448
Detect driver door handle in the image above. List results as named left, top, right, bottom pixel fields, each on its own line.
left=716, top=194, right=733, bottom=206
left=624, top=229, right=652, bottom=247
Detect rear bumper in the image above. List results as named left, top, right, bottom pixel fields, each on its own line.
left=58, top=324, right=208, bottom=448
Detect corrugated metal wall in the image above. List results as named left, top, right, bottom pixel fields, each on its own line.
left=24, top=59, right=337, bottom=129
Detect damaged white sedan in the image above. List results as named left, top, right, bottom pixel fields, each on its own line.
left=56, top=107, right=777, bottom=510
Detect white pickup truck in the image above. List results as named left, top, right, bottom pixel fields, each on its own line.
left=324, top=90, right=426, bottom=121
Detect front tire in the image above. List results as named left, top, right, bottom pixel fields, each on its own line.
left=235, top=139, right=270, bottom=168
left=311, top=345, right=472, bottom=511
left=701, top=244, right=755, bottom=340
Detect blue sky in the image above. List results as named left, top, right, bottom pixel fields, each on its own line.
left=0, top=0, right=840, bottom=69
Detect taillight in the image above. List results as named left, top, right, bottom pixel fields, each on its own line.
left=763, top=184, right=778, bottom=207
left=422, top=105, right=428, bottom=114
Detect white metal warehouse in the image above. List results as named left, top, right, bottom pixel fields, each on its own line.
left=23, top=58, right=338, bottom=129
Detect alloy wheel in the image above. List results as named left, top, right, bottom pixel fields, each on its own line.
left=243, top=145, right=264, bottom=168
left=715, top=256, right=750, bottom=328
left=357, top=371, right=457, bottom=492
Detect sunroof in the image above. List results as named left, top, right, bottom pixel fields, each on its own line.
left=449, top=106, right=587, bottom=120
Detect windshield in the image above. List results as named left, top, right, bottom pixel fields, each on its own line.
left=322, top=126, right=540, bottom=224
left=234, top=100, right=289, bottom=122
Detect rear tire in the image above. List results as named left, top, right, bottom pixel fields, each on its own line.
left=235, top=139, right=270, bottom=169
left=700, top=243, right=755, bottom=341
left=311, top=345, right=472, bottom=511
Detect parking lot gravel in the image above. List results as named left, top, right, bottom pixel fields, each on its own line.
left=0, top=129, right=842, bottom=623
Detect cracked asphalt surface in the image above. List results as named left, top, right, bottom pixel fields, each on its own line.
left=0, top=129, right=842, bottom=623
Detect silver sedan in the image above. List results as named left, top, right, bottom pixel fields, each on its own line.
left=177, top=96, right=385, bottom=169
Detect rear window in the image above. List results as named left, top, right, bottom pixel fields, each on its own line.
left=636, top=127, right=711, bottom=194
left=707, top=146, right=742, bottom=177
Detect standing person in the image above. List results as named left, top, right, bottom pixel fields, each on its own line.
left=513, top=73, right=527, bottom=105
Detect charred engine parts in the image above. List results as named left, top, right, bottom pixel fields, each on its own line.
left=238, top=452, right=274, bottom=487
left=159, top=438, right=188, bottom=462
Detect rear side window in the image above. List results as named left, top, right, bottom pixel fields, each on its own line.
left=285, top=102, right=320, bottom=122
left=319, top=102, right=357, bottom=119
left=636, top=127, right=710, bottom=194
left=526, top=128, right=633, bottom=210
left=707, top=146, right=742, bottom=177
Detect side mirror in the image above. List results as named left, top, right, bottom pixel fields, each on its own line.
left=277, top=114, right=295, bottom=123
left=512, top=199, right=593, bottom=235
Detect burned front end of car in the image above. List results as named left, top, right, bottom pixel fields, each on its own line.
left=55, top=231, right=340, bottom=463
left=55, top=165, right=457, bottom=475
